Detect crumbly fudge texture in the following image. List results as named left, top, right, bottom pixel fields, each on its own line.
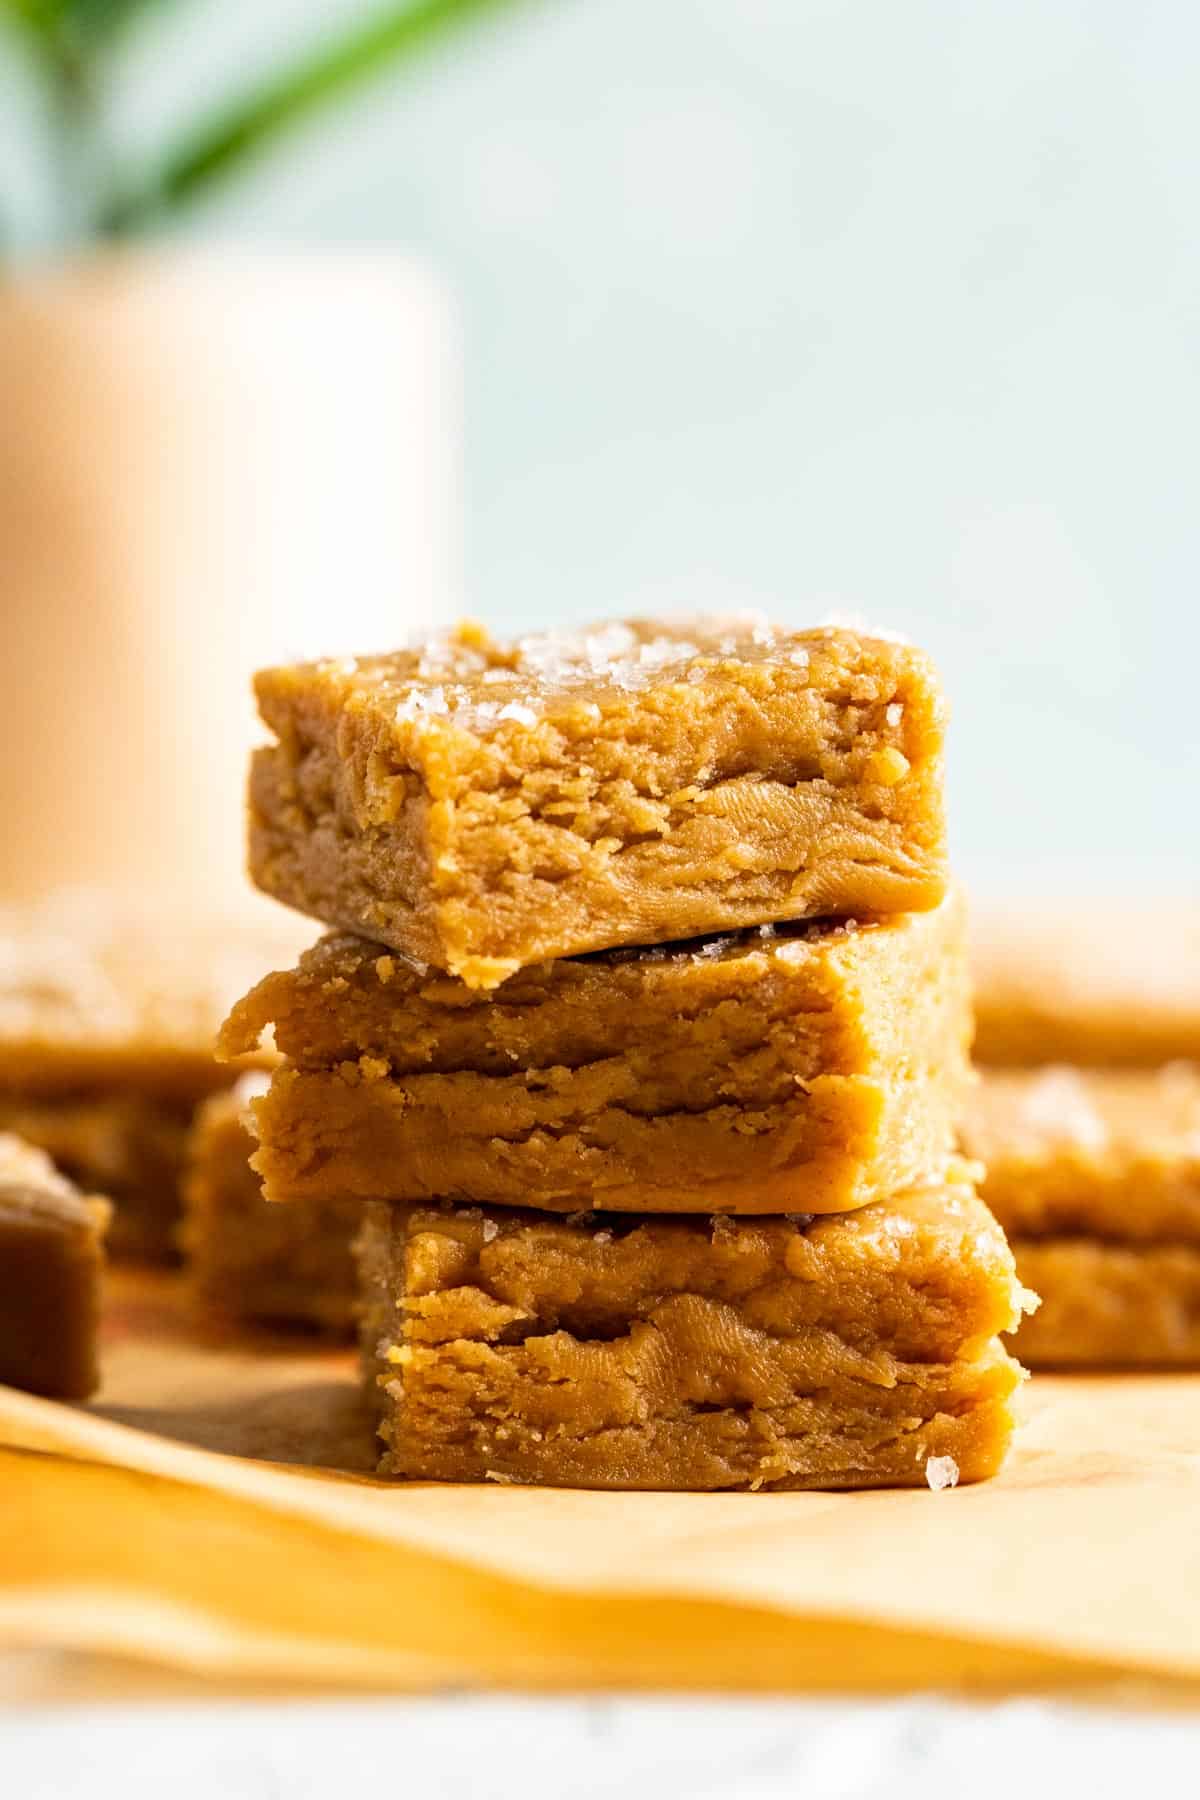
left=222, top=895, right=969, bottom=1216
left=182, top=1079, right=360, bottom=1334
left=250, top=618, right=949, bottom=987
left=972, top=906, right=1200, bottom=1067
left=1011, top=1241, right=1200, bottom=1367
left=0, top=891, right=300, bottom=1258
left=963, top=1066, right=1200, bottom=1243
left=358, top=1182, right=1030, bottom=1490
left=0, top=1132, right=109, bottom=1399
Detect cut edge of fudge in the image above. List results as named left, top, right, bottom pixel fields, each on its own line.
left=248, top=618, right=949, bottom=985
left=219, top=895, right=969, bottom=1218
left=357, top=1185, right=1032, bottom=1491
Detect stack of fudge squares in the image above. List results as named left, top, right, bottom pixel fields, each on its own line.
left=217, top=616, right=1033, bottom=1491
left=965, top=910, right=1200, bottom=1367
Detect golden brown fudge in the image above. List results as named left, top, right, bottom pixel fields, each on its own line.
left=0, top=892, right=303, bottom=1259
left=0, top=1132, right=109, bottom=1399
left=250, top=617, right=949, bottom=987
left=182, top=1076, right=360, bottom=1334
left=971, top=906, right=1200, bottom=1067
left=358, top=1178, right=1030, bottom=1490
left=221, top=894, right=970, bottom=1217
left=963, top=1065, right=1200, bottom=1365
left=1011, top=1242, right=1200, bottom=1367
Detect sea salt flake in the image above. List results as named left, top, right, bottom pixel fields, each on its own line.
left=481, top=1220, right=499, bottom=1243
left=497, top=701, right=538, bottom=726
left=788, top=647, right=810, bottom=668
left=394, top=684, right=448, bottom=723
left=637, top=636, right=698, bottom=671
left=925, top=1455, right=959, bottom=1492
left=886, top=702, right=904, bottom=727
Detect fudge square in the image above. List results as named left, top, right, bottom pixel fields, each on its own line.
left=249, top=617, right=949, bottom=987
left=358, top=1178, right=1030, bottom=1490
left=0, top=892, right=300, bottom=1259
left=971, top=905, right=1200, bottom=1068
left=963, top=1065, right=1200, bottom=1366
left=0, top=1133, right=109, bottom=1399
left=221, top=893, right=970, bottom=1218
left=182, top=1077, right=360, bottom=1335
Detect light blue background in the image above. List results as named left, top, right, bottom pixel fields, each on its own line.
left=4, top=0, right=1198, bottom=892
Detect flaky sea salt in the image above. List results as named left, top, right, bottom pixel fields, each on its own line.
left=394, top=684, right=448, bottom=723
left=788, top=647, right=810, bottom=668
left=886, top=702, right=904, bottom=727
left=637, top=636, right=699, bottom=670
left=481, top=1220, right=499, bottom=1243
left=925, top=1455, right=959, bottom=1492
left=497, top=701, right=538, bottom=726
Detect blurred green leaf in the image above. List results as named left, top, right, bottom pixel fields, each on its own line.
left=1, top=0, right=163, bottom=44
left=99, top=0, right=529, bottom=235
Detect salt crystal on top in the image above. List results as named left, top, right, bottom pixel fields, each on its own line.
left=497, top=701, right=538, bottom=726
left=394, top=684, right=448, bottom=724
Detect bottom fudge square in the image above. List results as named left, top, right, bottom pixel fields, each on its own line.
left=0, top=1132, right=109, bottom=1399
left=358, top=1178, right=1030, bottom=1491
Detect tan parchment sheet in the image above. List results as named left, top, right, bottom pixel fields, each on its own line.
left=2, top=1267, right=1199, bottom=1695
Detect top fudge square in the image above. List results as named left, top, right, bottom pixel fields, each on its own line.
left=250, top=618, right=949, bottom=987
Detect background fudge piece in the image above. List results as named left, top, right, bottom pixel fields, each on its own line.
left=0, top=891, right=306, bottom=1258
left=222, top=893, right=970, bottom=1217
left=971, top=906, right=1200, bottom=1067
left=0, top=1132, right=109, bottom=1399
left=182, top=1076, right=360, bottom=1335
left=963, top=1065, right=1200, bottom=1365
left=358, top=1178, right=1031, bottom=1490
left=249, top=617, right=949, bottom=987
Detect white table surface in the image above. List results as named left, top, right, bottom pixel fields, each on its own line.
left=4, top=1673, right=1198, bottom=1800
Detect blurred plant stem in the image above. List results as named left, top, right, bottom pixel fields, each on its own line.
left=0, top=0, right=527, bottom=250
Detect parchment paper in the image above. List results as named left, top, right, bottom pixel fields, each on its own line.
left=2, top=1268, right=1199, bottom=1694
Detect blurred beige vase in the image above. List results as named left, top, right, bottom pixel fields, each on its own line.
left=0, top=249, right=457, bottom=915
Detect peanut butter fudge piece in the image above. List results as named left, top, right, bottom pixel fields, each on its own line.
left=182, top=1077, right=359, bottom=1334
left=963, top=1065, right=1200, bottom=1243
left=972, top=906, right=1200, bottom=1067
left=0, top=1133, right=109, bottom=1399
left=222, top=893, right=969, bottom=1217
left=0, top=892, right=303, bottom=1258
left=1010, top=1242, right=1200, bottom=1367
left=250, top=617, right=949, bottom=987
left=963, top=1065, right=1200, bottom=1365
left=358, top=1179, right=1030, bottom=1490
